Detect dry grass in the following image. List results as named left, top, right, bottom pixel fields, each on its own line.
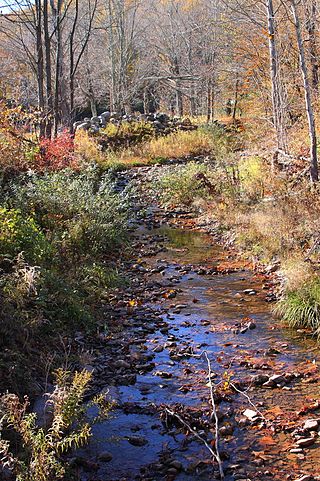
left=232, top=193, right=320, bottom=261
left=281, top=256, right=316, bottom=292
left=142, top=129, right=214, bottom=160
left=74, top=129, right=215, bottom=169
left=74, top=131, right=104, bottom=164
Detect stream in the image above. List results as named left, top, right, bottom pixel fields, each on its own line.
left=73, top=202, right=320, bottom=481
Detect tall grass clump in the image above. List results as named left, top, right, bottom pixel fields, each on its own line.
left=74, top=130, right=103, bottom=164
left=275, top=278, right=320, bottom=337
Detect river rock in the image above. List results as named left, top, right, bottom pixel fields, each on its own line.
left=154, top=371, right=172, bottom=378
left=98, top=451, right=113, bottom=462
left=243, top=289, right=257, bottom=295
left=247, top=321, right=256, bottom=330
left=263, top=374, right=285, bottom=387
left=127, top=435, right=148, bottom=446
left=219, top=424, right=234, bottom=436
left=114, top=359, right=130, bottom=369
left=169, top=460, right=183, bottom=471
left=265, top=263, right=280, bottom=274
left=252, top=374, right=269, bottom=386
left=303, top=419, right=319, bottom=431
left=295, top=437, right=315, bottom=448
left=243, top=409, right=259, bottom=421
left=153, top=345, right=164, bottom=353
left=294, top=476, right=313, bottom=481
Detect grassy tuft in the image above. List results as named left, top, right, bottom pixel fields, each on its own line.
left=275, top=278, right=320, bottom=337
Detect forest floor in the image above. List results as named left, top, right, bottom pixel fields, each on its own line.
left=63, top=163, right=320, bottom=481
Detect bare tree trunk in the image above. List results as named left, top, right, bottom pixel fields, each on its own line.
left=69, top=0, right=79, bottom=123
left=143, top=88, right=149, bottom=114
left=267, top=0, right=287, bottom=151
left=69, top=0, right=98, bottom=125
left=51, top=0, right=63, bottom=136
left=107, top=0, right=117, bottom=111
left=43, top=0, right=53, bottom=138
left=176, top=87, right=184, bottom=117
left=232, top=78, right=239, bottom=120
left=190, top=91, right=196, bottom=117
left=291, top=0, right=318, bottom=182
left=306, top=0, right=318, bottom=92
left=35, top=0, right=45, bottom=138
left=207, top=79, right=213, bottom=123
left=173, top=57, right=183, bottom=116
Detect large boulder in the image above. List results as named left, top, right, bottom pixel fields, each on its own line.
left=91, top=116, right=100, bottom=124
left=75, top=121, right=90, bottom=131
left=100, top=111, right=111, bottom=121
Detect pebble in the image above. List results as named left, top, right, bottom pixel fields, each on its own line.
left=303, top=419, right=319, bottom=431
left=243, top=409, right=259, bottom=421
left=114, top=360, right=131, bottom=369
left=295, top=437, right=315, bottom=448
left=127, top=436, right=148, bottom=446
left=294, top=476, right=313, bottom=481
left=98, top=451, right=113, bottom=462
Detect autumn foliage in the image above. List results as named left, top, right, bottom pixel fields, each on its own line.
left=36, top=131, right=79, bottom=171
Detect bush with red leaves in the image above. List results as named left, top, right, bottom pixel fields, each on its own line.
left=36, top=131, right=79, bottom=171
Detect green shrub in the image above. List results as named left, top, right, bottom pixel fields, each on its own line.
left=12, top=168, right=128, bottom=259
left=34, top=268, right=94, bottom=330
left=275, top=278, right=320, bottom=336
left=237, top=156, right=266, bottom=201
left=200, top=123, right=239, bottom=158
left=77, top=262, right=124, bottom=299
left=155, top=162, right=215, bottom=206
left=0, top=207, right=49, bottom=263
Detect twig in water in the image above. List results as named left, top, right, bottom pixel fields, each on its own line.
left=202, top=351, right=225, bottom=480
left=229, top=381, right=269, bottom=425
left=164, top=406, right=224, bottom=479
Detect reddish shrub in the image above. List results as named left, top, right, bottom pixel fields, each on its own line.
left=36, top=131, right=79, bottom=171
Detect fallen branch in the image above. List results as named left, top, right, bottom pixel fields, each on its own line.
left=230, top=381, right=269, bottom=426
left=202, top=351, right=224, bottom=480
left=164, top=406, right=224, bottom=479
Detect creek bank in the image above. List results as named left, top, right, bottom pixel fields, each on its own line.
left=59, top=164, right=320, bottom=481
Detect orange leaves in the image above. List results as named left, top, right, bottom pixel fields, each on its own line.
left=259, top=434, right=277, bottom=447
left=264, top=405, right=283, bottom=420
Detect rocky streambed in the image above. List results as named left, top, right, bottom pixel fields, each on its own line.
left=45, top=165, right=320, bottom=481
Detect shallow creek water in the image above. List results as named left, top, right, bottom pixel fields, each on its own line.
left=78, top=226, right=320, bottom=481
